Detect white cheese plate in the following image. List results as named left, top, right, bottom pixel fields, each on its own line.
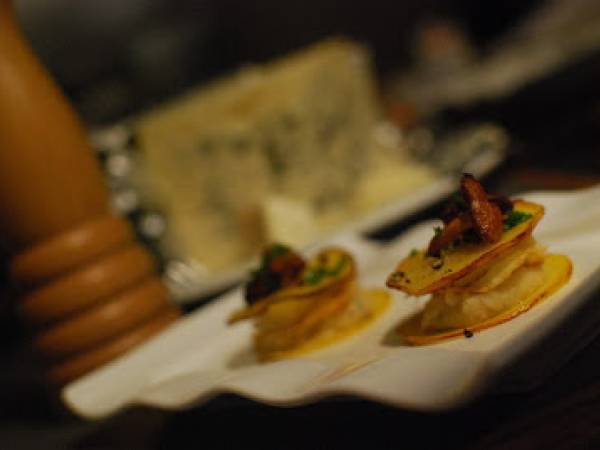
left=63, top=185, right=600, bottom=419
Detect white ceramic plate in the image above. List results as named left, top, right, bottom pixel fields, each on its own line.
left=63, top=185, right=600, bottom=419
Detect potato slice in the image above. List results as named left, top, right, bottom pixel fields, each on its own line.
left=228, top=247, right=356, bottom=324
left=254, top=280, right=357, bottom=356
left=254, top=297, right=317, bottom=333
left=397, top=253, right=572, bottom=345
left=422, top=258, right=547, bottom=331
left=387, top=200, right=544, bottom=295
left=452, top=237, right=543, bottom=294
left=259, top=288, right=391, bottom=360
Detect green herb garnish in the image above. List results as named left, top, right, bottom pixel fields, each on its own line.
left=249, top=243, right=291, bottom=281
left=262, top=243, right=290, bottom=264
left=303, top=268, right=326, bottom=285
left=434, top=226, right=443, bottom=236
left=503, top=211, right=533, bottom=231
left=303, top=255, right=348, bottom=286
left=409, top=248, right=419, bottom=257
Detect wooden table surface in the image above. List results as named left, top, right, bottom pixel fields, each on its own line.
left=1, top=162, right=599, bottom=449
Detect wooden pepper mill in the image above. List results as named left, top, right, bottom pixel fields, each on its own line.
left=0, top=1, right=180, bottom=386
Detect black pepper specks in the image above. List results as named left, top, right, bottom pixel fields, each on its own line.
left=389, top=272, right=405, bottom=284
left=463, top=329, right=474, bottom=338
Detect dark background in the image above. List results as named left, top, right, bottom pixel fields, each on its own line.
left=3, top=1, right=600, bottom=448
left=13, top=0, right=599, bottom=190
left=15, top=0, right=543, bottom=124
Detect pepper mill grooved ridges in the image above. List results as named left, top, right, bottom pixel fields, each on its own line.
left=0, top=0, right=179, bottom=386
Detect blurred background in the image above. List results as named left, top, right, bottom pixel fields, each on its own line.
left=13, top=0, right=600, bottom=171
left=15, top=0, right=545, bottom=124
left=14, top=0, right=600, bottom=298
left=15, top=0, right=600, bottom=296
left=2, top=0, right=600, bottom=448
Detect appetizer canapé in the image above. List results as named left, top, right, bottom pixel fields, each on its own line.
left=229, top=244, right=390, bottom=360
left=387, top=174, right=572, bottom=345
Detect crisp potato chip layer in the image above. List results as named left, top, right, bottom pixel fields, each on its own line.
left=387, top=201, right=544, bottom=295
left=259, top=288, right=390, bottom=360
left=228, top=248, right=356, bottom=324
left=255, top=280, right=356, bottom=355
left=452, top=237, right=545, bottom=294
left=229, top=247, right=391, bottom=360
left=397, top=253, right=572, bottom=345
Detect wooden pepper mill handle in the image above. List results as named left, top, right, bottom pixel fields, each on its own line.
left=0, top=1, right=179, bottom=385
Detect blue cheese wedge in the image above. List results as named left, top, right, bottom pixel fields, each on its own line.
left=132, top=38, right=434, bottom=272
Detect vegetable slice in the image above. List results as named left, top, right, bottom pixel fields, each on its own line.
left=255, top=280, right=356, bottom=356
left=228, top=248, right=356, bottom=323
left=259, top=288, right=390, bottom=360
left=397, top=253, right=573, bottom=345
left=386, top=200, right=544, bottom=295
left=451, top=237, right=542, bottom=294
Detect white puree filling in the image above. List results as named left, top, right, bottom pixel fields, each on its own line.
left=421, top=240, right=547, bottom=331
